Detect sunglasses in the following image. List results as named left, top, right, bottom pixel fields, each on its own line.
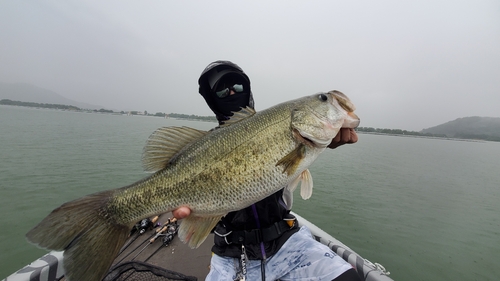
left=215, top=84, right=244, bottom=98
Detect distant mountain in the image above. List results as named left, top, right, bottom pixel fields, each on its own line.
left=421, top=116, right=500, bottom=141
left=0, top=82, right=102, bottom=110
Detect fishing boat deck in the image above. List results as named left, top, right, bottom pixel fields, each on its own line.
left=6, top=212, right=393, bottom=281
left=109, top=212, right=212, bottom=280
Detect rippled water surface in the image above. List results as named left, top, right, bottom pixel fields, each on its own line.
left=1, top=105, right=499, bottom=280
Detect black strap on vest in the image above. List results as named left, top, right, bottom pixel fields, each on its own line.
left=229, top=219, right=295, bottom=245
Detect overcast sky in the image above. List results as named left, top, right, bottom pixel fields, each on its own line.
left=1, top=1, right=499, bottom=131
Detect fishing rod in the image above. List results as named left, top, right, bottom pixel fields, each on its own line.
left=118, top=215, right=159, bottom=255
left=116, top=219, right=178, bottom=281
left=130, top=219, right=174, bottom=261
left=115, top=217, right=169, bottom=264
left=143, top=218, right=179, bottom=263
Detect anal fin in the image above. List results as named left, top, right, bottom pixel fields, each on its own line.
left=178, top=214, right=223, bottom=248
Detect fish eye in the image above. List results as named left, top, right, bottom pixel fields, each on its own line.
left=318, top=93, right=328, bottom=101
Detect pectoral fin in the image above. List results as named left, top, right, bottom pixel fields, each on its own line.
left=178, top=214, right=223, bottom=248
left=276, top=144, right=306, bottom=176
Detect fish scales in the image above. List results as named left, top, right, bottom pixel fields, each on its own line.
left=109, top=104, right=293, bottom=223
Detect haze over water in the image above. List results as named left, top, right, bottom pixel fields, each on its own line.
left=1, top=105, right=499, bottom=280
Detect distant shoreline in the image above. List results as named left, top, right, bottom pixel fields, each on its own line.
left=357, top=131, right=485, bottom=143
left=1, top=101, right=497, bottom=143
left=0, top=102, right=218, bottom=123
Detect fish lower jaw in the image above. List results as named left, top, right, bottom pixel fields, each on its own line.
left=292, top=128, right=330, bottom=148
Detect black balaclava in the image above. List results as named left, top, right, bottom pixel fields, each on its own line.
left=198, top=61, right=254, bottom=124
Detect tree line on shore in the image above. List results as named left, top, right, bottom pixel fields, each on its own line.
left=3, top=99, right=498, bottom=142
left=356, top=127, right=446, bottom=138
left=1, top=99, right=80, bottom=111
left=0, top=99, right=216, bottom=121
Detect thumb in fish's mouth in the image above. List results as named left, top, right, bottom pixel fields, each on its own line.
left=343, top=112, right=360, bottom=129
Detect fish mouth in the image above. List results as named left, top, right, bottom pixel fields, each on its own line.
left=293, top=128, right=332, bottom=148
left=291, top=91, right=360, bottom=147
left=294, top=105, right=352, bottom=148
left=343, top=112, right=360, bottom=129
left=329, top=90, right=360, bottom=129
left=293, top=128, right=318, bottom=147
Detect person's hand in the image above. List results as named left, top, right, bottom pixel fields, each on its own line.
left=327, top=128, right=358, bottom=149
left=172, top=206, right=191, bottom=219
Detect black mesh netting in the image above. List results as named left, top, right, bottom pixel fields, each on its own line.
left=102, top=261, right=197, bottom=281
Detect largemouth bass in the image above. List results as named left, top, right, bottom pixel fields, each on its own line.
left=26, top=90, right=359, bottom=281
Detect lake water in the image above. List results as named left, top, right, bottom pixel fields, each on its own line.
left=1, top=105, right=499, bottom=281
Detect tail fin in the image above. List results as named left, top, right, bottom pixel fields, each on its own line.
left=26, top=190, right=130, bottom=281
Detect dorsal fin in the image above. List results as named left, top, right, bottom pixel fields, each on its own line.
left=219, top=106, right=256, bottom=128
left=142, top=126, right=208, bottom=172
